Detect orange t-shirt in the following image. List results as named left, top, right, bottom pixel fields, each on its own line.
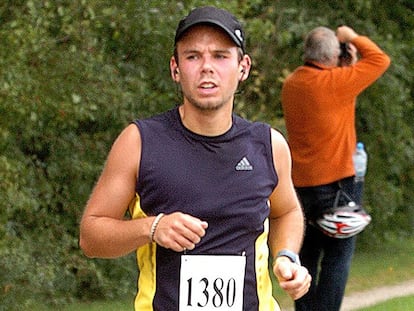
left=281, top=36, right=390, bottom=187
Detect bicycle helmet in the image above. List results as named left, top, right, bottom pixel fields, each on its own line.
left=315, top=201, right=372, bottom=239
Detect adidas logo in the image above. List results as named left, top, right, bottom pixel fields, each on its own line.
left=235, top=157, right=253, bottom=171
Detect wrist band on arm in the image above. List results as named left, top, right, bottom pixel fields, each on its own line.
left=149, top=213, right=165, bottom=243
left=275, top=249, right=301, bottom=265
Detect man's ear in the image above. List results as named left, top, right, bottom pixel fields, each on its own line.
left=170, top=57, right=180, bottom=83
left=239, top=55, right=252, bottom=82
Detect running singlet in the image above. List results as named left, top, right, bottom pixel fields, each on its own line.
left=129, top=107, right=279, bottom=311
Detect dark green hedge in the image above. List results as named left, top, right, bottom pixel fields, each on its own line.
left=1, top=0, right=413, bottom=308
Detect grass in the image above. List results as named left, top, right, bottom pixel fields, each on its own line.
left=273, top=235, right=414, bottom=309
left=53, top=301, right=134, bottom=311
left=33, top=236, right=414, bottom=311
left=346, top=237, right=414, bottom=293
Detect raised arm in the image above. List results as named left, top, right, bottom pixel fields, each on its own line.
left=335, top=25, right=391, bottom=96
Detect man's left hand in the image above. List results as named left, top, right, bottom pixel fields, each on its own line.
left=273, top=256, right=312, bottom=300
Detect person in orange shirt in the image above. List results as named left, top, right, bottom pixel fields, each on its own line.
left=281, top=25, right=390, bottom=311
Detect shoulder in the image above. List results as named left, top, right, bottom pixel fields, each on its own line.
left=270, top=129, right=289, bottom=152
left=109, top=123, right=142, bottom=166
left=233, top=114, right=271, bottom=134
left=232, top=117, right=288, bottom=154
left=270, top=128, right=292, bottom=172
left=133, top=107, right=178, bottom=130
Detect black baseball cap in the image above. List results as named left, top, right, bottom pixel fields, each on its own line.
left=174, top=6, right=246, bottom=53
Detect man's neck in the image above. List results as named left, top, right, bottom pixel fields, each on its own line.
left=178, top=104, right=233, bottom=137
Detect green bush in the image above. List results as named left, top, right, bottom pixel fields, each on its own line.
left=0, top=0, right=413, bottom=308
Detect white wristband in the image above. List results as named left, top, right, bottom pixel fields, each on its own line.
left=149, top=213, right=164, bottom=243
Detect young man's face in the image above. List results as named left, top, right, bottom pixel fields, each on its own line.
left=172, top=25, right=248, bottom=111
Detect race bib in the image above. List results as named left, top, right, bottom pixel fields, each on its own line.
left=179, top=255, right=246, bottom=311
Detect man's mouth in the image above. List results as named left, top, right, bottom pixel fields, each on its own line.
left=200, top=82, right=216, bottom=89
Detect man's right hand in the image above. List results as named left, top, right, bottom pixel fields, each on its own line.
left=152, top=212, right=208, bottom=252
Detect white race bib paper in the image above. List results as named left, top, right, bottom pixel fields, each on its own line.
left=179, top=255, right=246, bottom=311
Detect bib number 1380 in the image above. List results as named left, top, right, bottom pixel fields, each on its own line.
left=179, top=255, right=246, bottom=311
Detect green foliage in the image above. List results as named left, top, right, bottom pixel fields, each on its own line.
left=0, top=0, right=413, bottom=308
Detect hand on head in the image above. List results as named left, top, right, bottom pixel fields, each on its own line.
left=336, top=25, right=358, bottom=43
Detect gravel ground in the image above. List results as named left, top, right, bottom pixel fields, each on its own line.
left=341, top=279, right=414, bottom=310
left=283, top=279, right=414, bottom=311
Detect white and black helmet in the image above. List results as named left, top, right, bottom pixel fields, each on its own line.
left=315, top=201, right=372, bottom=239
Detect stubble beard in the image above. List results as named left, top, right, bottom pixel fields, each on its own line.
left=190, top=99, right=224, bottom=111
left=186, top=92, right=234, bottom=112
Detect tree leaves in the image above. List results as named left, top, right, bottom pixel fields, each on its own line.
left=0, top=0, right=413, bottom=307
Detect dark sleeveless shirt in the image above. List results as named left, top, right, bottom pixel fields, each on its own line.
left=132, top=107, right=278, bottom=310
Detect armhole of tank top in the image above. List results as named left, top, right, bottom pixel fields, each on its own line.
left=131, top=120, right=143, bottom=194
left=268, top=127, right=279, bottom=188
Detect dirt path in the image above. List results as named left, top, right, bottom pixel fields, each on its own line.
left=341, top=279, right=414, bottom=310
left=283, top=279, right=414, bottom=311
